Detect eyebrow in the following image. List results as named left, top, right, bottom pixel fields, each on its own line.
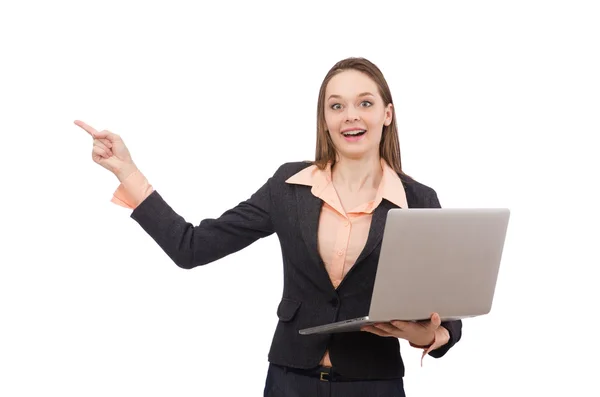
left=327, top=92, right=375, bottom=100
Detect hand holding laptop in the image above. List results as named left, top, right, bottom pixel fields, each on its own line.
left=361, top=312, right=442, bottom=347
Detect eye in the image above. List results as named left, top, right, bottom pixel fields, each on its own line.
left=331, top=103, right=342, bottom=110
left=360, top=101, right=373, bottom=107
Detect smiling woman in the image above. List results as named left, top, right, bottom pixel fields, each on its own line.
left=75, top=57, right=461, bottom=397
left=315, top=58, right=404, bottom=176
left=323, top=70, right=392, bottom=160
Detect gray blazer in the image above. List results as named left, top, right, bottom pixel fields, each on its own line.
left=129, top=161, right=462, bottom=379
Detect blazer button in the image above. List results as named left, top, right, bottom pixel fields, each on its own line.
left=330, top=298, right=339, bottom=307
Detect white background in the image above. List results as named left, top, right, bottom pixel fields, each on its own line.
left=1, top=0, right=599, bottom=396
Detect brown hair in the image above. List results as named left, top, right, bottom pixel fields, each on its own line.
left=314, top=57, right=407, bottom=177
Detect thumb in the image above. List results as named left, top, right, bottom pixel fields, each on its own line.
left=430, top=312, right=441, bottom=328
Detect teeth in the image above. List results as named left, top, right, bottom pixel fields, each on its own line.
left=342, top=130, right=366, bottom=136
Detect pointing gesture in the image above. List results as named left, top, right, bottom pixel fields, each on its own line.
left=75, top=120, right=138, bottom=181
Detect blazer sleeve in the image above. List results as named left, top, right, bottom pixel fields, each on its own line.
left=128, top=170, right=277, bottom=269
left=425, top=188, right=463, bottom=358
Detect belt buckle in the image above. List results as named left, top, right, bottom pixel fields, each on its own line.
left=319, top=371, right=330, bottom=382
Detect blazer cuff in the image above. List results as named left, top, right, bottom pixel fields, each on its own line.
left=427, top=321, right=460, bottom=359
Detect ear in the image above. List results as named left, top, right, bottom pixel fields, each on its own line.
left=384, top=103, right=393, bottom=126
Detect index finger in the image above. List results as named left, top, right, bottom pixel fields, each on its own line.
left=74, top=120, right=98, bottom=137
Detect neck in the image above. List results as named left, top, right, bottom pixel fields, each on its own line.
left=331, top=154, right=383, bottom=192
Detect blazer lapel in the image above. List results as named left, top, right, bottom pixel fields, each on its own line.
left=354, top=199, right=397, bottom=265
left=294, top=184, right=325, bottom=269
left=294, top=186, right=401, bottom=290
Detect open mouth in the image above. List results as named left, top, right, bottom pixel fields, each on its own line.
left=342, top=129, right=366, bottom=137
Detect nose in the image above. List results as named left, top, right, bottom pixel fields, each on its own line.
left=344, top=105, right=360, bottom=122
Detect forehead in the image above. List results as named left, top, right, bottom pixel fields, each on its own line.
left=325, top=69, right=380, bottom=98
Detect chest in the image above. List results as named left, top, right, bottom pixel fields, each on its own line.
left=316, top=186, right=379, bottom=287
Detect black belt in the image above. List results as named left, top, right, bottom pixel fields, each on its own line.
left=277, top=365, right=356, bottom=382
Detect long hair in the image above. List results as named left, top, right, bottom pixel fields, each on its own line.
left=314, top=57, right=406, bottom=176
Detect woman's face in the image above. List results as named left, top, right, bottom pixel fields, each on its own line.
left=324, top=69, right=393, bottom=161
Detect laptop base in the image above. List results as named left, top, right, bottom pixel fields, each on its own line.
left=299, top=314, right=474, bottom=335
left=299, top=316, right=372, bottom=335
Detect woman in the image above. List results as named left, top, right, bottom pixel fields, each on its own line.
left=76, top=57, right=462, bottom=396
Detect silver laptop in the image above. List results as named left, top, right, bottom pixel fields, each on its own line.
left=298, top=208, right=510, bottom=335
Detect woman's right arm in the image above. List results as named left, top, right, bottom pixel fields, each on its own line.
left=76, top=120, right=275, bottom=269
